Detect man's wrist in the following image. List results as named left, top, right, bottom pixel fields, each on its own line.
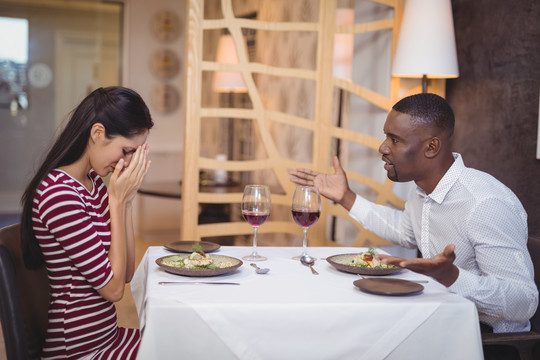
left=340, top=189, right=356, bottom=211
left=437, top=265, right=460, bottom=287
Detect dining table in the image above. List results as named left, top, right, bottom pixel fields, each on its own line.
left=131, top=245, right=484, bottom=360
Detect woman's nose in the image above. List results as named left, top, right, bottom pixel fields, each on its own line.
left=123, top=154, right=133, bottom=166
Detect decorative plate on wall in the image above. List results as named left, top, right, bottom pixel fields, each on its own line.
left=151, top=10, right=181, bottom=43
left=149, top=49, right=180, bottom=80
left=150, top=84, right=179, bottom=114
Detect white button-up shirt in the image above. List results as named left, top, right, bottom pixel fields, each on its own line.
left=349, top=153, right=538, bottom=332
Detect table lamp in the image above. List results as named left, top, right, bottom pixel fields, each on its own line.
left=392, top=0, right=459, bottom=93
left=212, top=34, right=248, bottom=93
left=333, top=8, right=354, bottom=81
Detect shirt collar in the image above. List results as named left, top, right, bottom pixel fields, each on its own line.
left=416, top=153, right=465, bottom=204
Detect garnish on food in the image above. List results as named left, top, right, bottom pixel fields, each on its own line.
left=191, top=243, right=205, bottom=256
left=349, top=247, right=397, bottom=269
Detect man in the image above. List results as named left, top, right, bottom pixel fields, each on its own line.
left=288, top=93, right=538, bottom=333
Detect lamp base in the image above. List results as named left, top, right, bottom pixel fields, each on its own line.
left=422, top=74, right=428, bottom=93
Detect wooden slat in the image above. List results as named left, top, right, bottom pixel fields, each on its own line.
left=331, top=126, right=382, bottom=151
left=201, top=61, right=316, bottom=80
left=336, top=18, right=394, bottom=34
left=369, top=0, right=399, bottom=8
left=309, top=0, right=337, bottom=246
left=266, top=110, right=315, bottom=130
left=334, top=78, right=392, bottom=111
left=217, top=0, right=294, bottom=201
left=203, top=18, right=319, bottom=32
left=182, top=0, right=406, bottom=246
left=181, top=0, right=204, bottom=240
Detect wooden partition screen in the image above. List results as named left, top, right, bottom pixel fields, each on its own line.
left=181, top=0, right=405, bottom=247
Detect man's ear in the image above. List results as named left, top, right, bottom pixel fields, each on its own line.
left=425, top=137, right=441, bottom=159
left=90, top=123, right=106, bottom=144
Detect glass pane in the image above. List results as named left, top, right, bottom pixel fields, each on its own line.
left=0, top=0, right=122, bottom=215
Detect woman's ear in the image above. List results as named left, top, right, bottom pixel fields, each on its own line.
left=90, top=123, right=106, bottom=144
left=425, top=137, right=441, bottom=159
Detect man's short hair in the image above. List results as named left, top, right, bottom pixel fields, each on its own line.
left=392, top=93, right=455, bottom=136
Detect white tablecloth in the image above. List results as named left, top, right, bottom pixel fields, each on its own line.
left=131, top=246, right=483, bottom=360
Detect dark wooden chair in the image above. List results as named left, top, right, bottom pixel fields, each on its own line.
left=481, top=236, right=540, bottom=360
left=0, top=224, right=49, bottom=360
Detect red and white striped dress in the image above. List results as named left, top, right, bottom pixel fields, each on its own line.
left=33, top=169, right=140, bottom=359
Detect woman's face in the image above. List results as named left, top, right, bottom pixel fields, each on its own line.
left=89, top=126, right=149, bottom=177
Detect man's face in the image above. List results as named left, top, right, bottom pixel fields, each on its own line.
left=378, top=110, right=433, bottom=183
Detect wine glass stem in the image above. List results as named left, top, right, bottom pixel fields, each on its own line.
left=252, top=226, right=259, bottom=255
left=302, top=227, right=308, bottom=256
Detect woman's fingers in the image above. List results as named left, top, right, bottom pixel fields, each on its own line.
left=113, top=159, right=124, bottom=176
left=133, top=144, right=150, bottom=181
left=125, top=144, right=150, bottom=189
left=123, top=144, right=146, bottom=178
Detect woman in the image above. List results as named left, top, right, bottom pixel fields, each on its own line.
left=21, top=86, right=153, bottom=359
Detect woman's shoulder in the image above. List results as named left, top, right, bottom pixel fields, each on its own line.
left=37, top=170, right=85, bottom=197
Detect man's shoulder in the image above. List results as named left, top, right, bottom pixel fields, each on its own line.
left=461, top=166, right=501, bottom=183
left=459, top=167, right=522, bottom=205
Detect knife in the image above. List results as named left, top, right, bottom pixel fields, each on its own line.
left=159, top=281, right=240, bottom=285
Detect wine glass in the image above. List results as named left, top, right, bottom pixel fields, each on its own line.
left=241, top=185, right=271, bottom=261
left=291, top=185, right=321, bottom=260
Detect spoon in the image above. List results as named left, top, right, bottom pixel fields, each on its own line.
left=300, top=255, right=319, bottom=275
left=250, top=263, right=270, bottom=274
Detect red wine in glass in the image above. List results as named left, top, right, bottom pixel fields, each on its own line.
left=241, top=185, right=271, bottom=261
left=291, top=185, right=321, bottom=260
left=292, top=209, right=320, bottom=228
left=242, top=211, right=270, bottom=227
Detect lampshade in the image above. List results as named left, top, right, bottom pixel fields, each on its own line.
left=212, top=34, right=247, bottom=93
left=392, top=0, right=459, bottom=79
left=333, top=8, right=355, bottom=80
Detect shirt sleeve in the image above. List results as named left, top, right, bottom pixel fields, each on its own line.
left=37, top=184, right=113, bottom=290
left=348, top=193, right=417, bottom=249
left=448, top=197, right=538, bottom=327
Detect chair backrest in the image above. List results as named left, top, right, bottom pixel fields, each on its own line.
left=528, top=236, right=540, bottom=332
left=0, top=224, right=49, bottom=360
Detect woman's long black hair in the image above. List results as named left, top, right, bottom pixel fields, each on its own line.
left=21, top=86, right=153, bottom=269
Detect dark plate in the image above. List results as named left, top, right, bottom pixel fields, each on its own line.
left=326, top=254, right=402, bottom=275
left=164, top=241, right=220, bottom=253
left=156, top=254, right=242, bottom=277
left=353, top=278, right=424, bottom=296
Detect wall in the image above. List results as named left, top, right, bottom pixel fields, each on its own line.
left=447, top=0, right=540, bottom=236
left=123, top=0, right=186, bottom=234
